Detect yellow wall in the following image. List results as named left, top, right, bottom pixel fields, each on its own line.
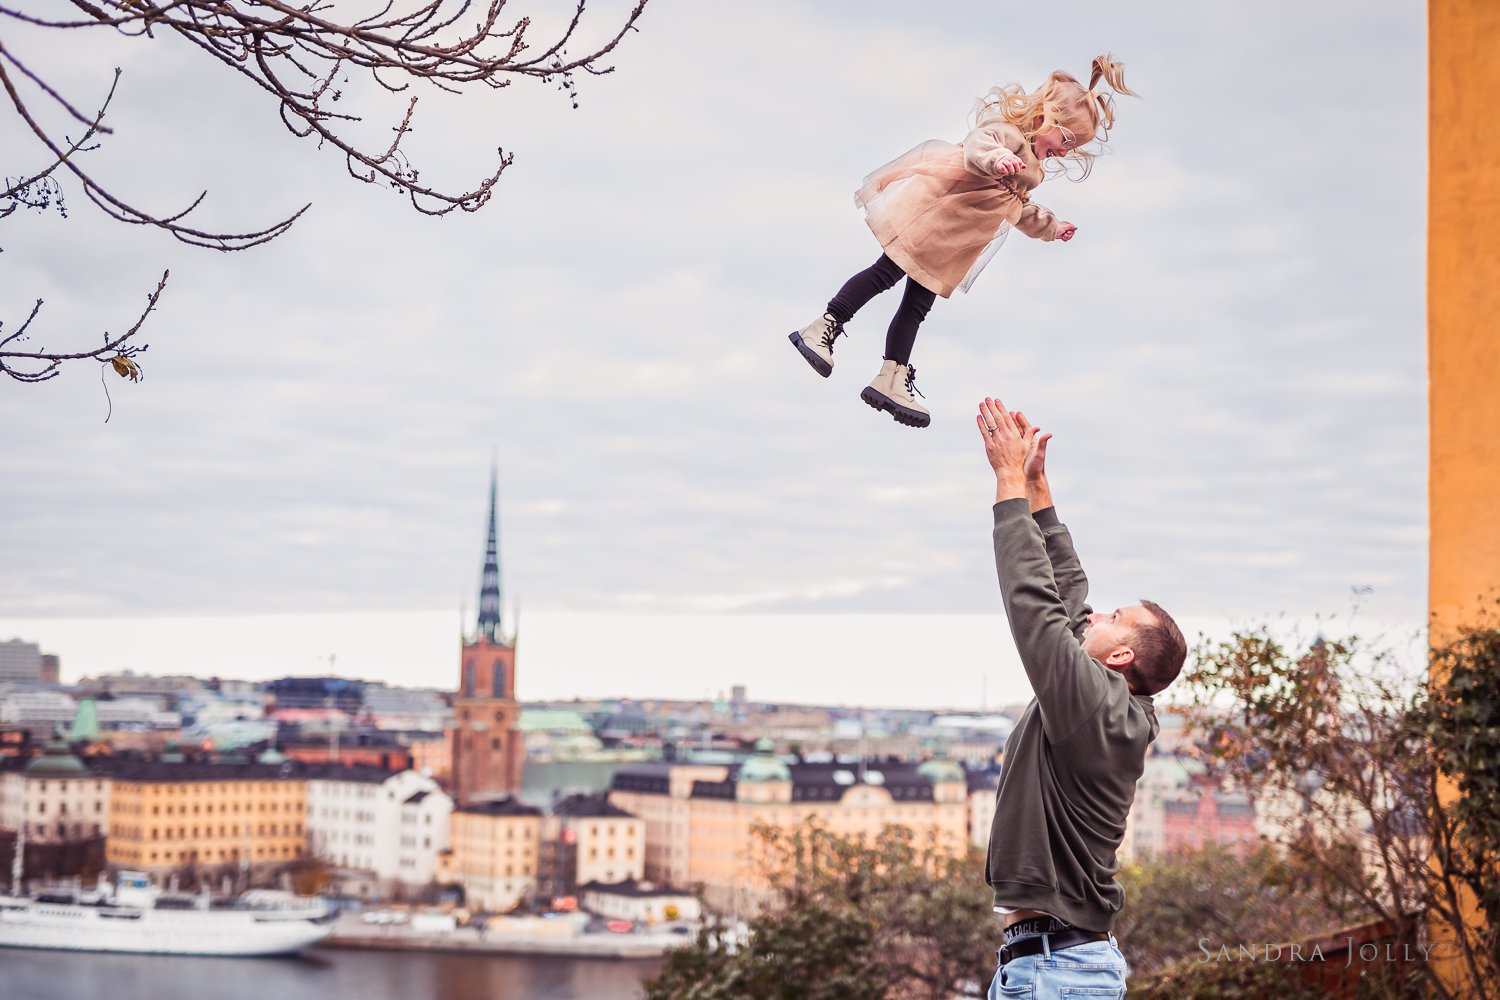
left=446, top=810, right=541, bottom=910
left=106, top=778, right=306, bottom=871
left=1430, top=0, right=1500, bottom=629
left=613, top=777, right=968, bottom=914
left=1428, top=0, right=1500, bottom=990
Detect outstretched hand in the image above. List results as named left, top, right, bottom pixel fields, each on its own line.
left=1054, top=221, right=1077, bottom=242
left=976, top=397, right=1035, bottom=502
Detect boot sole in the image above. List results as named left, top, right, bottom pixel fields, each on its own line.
left=860, top=386, right=931, bottom=428
left=788, top=332, right=833, bottom=378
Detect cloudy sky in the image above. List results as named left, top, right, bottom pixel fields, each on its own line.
left=0, top=1, right=1427, bottom=707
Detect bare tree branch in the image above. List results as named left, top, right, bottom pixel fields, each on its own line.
left=0, top=270, right=164, bottom=384
left=0, top=0, right=649, bottom=388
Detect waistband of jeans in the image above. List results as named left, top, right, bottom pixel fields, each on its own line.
left=1002, top=915, right=1074, bottom=943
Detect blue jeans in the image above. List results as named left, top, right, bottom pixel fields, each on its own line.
left=988, top=933, right=1130, bottom=1000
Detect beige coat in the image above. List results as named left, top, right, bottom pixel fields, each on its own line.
left=854, top=120, right=1058, bottom=298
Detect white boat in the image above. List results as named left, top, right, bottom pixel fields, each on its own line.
left=0, top=872, right=334, bottom=956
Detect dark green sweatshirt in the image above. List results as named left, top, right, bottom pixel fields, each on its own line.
left=984, top=498, right=1158, bottom=932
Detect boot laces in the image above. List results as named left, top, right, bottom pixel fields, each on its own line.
left=820, top=316, right=846, bottom=352
left=904, top=365, right=926, bottom=399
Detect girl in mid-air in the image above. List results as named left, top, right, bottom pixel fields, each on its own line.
left=789, top=55, right=1135, bottom=428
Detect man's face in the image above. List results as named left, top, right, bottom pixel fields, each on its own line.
left=1081, top=604, right=1154, bottom=671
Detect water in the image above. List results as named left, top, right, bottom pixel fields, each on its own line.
left=2, top=948, right=664, bottom=1000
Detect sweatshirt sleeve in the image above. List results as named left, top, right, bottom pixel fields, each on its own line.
left=1015, top=202, right=1058, bottom=241
left=1032, top=506, right=1091, bottom=637
left=961, top=122, right=1027, bottom=178
left=994, top=498, right=1110, bottom=742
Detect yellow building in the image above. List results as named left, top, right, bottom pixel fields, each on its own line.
left=609, top=741, right=969, bottom=913
left=1429, top=1, right=1500, bottom=991
left=544, top=793, right=645, bottom=892
left=105, top=759, right=307, bottom=874
left=443, top=799, right=543, bottom=911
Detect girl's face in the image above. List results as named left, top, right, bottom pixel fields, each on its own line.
left=1032, top=124, right=1089, bottom=160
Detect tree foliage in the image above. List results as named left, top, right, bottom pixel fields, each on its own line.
left=1113, top=842, right=1367, bottom=980
left=1180, top=617, right=1500, bottom=999
left=1, top=0, right=649, bottom=383
left=643, top=821, right=996, bottom=1000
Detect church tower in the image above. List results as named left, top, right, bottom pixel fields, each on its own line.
left=451, top=468, right=525, bottom=806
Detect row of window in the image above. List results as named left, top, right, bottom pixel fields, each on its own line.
left=26, top=801, right=104, bottom=815
left=108, top=823, right=306, bottom=841
left=316, top=808, right=375, bottom=822
left=21, top=822, right=102, bottom=839
left=123, top=784, right=303, bottom=797
left=112, top=845, right=303, bottom=865
left=116, top=800, right=304, bottom=817
left=25, top=780, right=106, bottom=793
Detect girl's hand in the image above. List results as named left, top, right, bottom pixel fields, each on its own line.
left=1054, top=221, right=1077, bottom=242
left=993, top=153, right=1026, bottom=176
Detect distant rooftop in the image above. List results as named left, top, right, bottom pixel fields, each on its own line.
left=457, top=797, right=542, bottom=818
left=553, top=793, right=635, bottom=819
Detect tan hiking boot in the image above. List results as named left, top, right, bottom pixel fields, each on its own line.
left=788, top=312, right=846, bottom=378
left=860, top=360, right=930, bottom=428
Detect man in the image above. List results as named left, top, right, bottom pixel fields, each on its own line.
left=975, top=396, right=1187, bottom=999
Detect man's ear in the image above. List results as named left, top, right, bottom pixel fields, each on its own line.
left=1104, top=647, right=1135, bottom=667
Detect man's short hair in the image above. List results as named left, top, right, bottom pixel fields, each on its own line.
left=1126, top=599, right=1187, bottom=696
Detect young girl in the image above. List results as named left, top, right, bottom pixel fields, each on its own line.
left=789, top=55, right=1135, bottom=428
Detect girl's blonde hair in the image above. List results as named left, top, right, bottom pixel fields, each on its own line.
left=974, top=53, right=1136, bottom=179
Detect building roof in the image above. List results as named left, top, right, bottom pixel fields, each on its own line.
left=456, top=797, right=542, bottom=818
left=298, top=762, right=405, bottom=783
left=916, top=756, right=966, bottom=784
left=620, top=758, right=953, bottom=803
left=737, top=740, right=791, bottom=783
left=517, top=709, right=594, bottom=734
left=609, top=765, right=672, bottom=796
left=96, top=758, right=310, bottom=783
left=553, top=793, right=635, bottom=819
left=23, top=740, right=87, bottom=777
left=780, top=761, right=941, bottom=801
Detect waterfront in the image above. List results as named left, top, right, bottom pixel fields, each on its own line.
left=2, top=947, right=664, bottom=1000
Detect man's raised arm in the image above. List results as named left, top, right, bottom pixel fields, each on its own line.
left=1012, top=410, right=1090, bottom=637
left=979, top=398, right=1110, bottom=741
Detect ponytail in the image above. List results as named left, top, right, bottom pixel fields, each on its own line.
left=1086, top=53, right=1136, bottom=136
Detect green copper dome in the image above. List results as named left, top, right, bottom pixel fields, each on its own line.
left=24, top=739, right=87, bottom=777
left=738, top=739, right=790, bottom=783
left=917, top=757, right=965, bottom=784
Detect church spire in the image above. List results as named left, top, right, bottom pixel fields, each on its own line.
left=476, top=465, right=503, bottom=643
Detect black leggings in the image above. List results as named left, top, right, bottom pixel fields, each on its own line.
left=826, top=253, right=936, bottom=367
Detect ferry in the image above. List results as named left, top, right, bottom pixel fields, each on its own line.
left=0, top=872, right=334, bottom=956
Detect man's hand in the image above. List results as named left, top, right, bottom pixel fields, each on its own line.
left=1054, top=221, right=1077, bottom=242
left=977, top=397, right=1034, bottom=503
left=1012, top=411, right=1054, bottom=513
